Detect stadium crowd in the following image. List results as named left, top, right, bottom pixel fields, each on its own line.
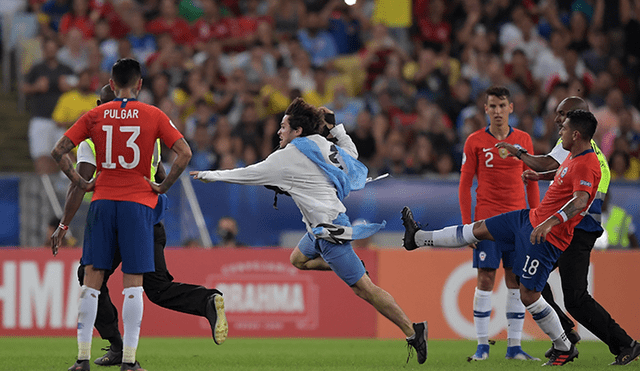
left=20, top=0, right=640, bottom=180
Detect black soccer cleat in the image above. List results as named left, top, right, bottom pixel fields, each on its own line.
left=401, top=207, right=421, bottom=251
left=545, top=329, right=580, bottom=358
left=543, top=344, right=578, bottom=366
left=406, top=321, right=428, bottom=364
left=205, top=293, right=228, bottom=345
left=610, top=340, right=640, bottom=365
left=68, top=359, right=90, bottom=371
left=94, top=347, right=123, bottom=366
left=120, top=361, right=145, bottom=371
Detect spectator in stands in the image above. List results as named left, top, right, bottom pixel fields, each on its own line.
left=51, top=68, right=98, bottom=130
left=22, top=37, right=74, bottom=175
left=57, top=27, right=90, bottom=73
left=173, top=67, right=215, bottom=123
left=39, top=0, right=71, bottom=36
left=127, top=9, right=157, bottom=64
left=269, top=0, right=306, bottom=40
left=582, top=29, right=610, bottom=76
left=408, top=134, right=437, bottom=175
left=188, top=120, right=218, bottom=171
left=609, top=150, right=640, bottom=181
left=327, top=0, right=365, bottom=55
left=58, top=0, right=95, bottom=40
left=297, top=9, right=339, bottom=67
left=216, top=216, right=243, bottom=248
left=146, top=0, right=195, bottom=45
left=326, top=85, right=365, bottom=132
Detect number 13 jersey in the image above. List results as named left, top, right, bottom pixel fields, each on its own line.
left=64, top=98, right=183, bottom=208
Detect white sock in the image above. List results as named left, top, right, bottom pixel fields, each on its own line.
left=415, top=224, right=479, bottom=247
left=77, top=286, right=100, bottom=360
left=526, top=296, right=570, bottom=351
left=506, top=289, right=525, bottom=347
left=122, top=286, right=144, bottom=364
left=473, top=288, right=492, bottom=345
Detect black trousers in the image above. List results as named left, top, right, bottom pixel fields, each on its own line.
left=78, top=222, right=219, bottom=342
left=541, top=228, right=633, bottom=355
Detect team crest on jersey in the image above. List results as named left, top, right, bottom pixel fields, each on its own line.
left=479, top=251, right=487, bottom=261
left=560, top=167, right=568, bottom=178
left=498, top=148, right=509, bottom=159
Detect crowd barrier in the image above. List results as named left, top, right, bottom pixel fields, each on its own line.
left=1, top=247, right=638, bottom=340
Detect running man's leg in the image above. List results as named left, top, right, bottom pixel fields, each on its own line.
left=560, top=229, right=634, bottom=356
left=143, top=223, right=219, bottom=316
left=290, top=232, right=332, bottom=271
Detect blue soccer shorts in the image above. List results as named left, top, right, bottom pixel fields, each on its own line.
left=484, top=210, right=563, bottom=291
left=473, top=239, right=516, bottom=269
left=297, top=214, right=367, bottom=286
left=82, top=200, right=155, bottom=274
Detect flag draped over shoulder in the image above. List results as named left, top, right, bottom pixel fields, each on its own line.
left=291, top=136, right=386, bottom=244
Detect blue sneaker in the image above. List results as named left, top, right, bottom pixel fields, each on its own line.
left=467, top=344, right=490, bottom=361
left=506, top=345, right=540, bottom=360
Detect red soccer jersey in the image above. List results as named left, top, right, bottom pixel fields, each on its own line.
left=529, top=149, right=601, bottom=250
left=64, top=99, right=183, bottom=208
left=460, top=126, right=540, bottom=223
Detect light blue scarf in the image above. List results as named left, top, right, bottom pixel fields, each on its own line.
left=292, top=136, right=386, bottom=243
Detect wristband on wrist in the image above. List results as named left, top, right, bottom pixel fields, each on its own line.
left=514, top=144, right=528, bottom=159
left=59, top=223, right=69, bottom=231
left=554, top=210, right=568, bottom=223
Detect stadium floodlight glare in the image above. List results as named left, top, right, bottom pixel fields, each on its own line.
left=344, top=0, right=356, bottom=5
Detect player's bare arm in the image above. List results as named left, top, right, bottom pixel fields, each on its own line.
left=147, top=138, right=191, bottom=194
left=51, top=136, right=95, bottom=192
left=51, top=161, right=96, bottom=255
left=530, top=190, right=591, bottom=244
left=495, top=142, right=560, bottom=172
left=521, top=169, right=556, bottom=183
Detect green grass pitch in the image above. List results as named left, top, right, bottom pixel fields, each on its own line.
left=0, top=337, right=625, bottom=370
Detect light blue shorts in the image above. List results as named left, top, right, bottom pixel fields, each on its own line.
left=297, top=214, right=367, bottom=286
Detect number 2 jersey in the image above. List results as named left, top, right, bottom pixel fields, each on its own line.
left=64, top=98, right=183, bottom=208
left=460, top=126, right=540, bottom=223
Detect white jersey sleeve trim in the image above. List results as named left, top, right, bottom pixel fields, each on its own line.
left=76, top=140, right=96, bottom=166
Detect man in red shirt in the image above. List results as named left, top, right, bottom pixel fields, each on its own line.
left=459, top=86, right=539, bottom=361
left=402, top=109, right=601, bottom=366
left=51, top=58, right=191, bottom=371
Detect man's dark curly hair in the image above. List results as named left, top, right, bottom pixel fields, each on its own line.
left=284, top=97, right=322, bottom=137
left=566, top=109, right=598, bottom=140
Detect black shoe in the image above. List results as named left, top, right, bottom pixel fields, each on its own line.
left=69, top=360, right=90, bottom=371
left=406, top=321, right=428, bottom=364
left=545, top=329, right=580, bottom=358
left=94, top=347, right=123, bottom=366
left=120, top=361, right=145, bottom=371
left=205, top=293, right=228, bottom=345
left=610, top=340, right=640, bottom=365
left=543, top=344, right=579, bottom=366
left=401, top=207, right=421, bottom=251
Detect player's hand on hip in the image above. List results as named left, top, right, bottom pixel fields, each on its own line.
left=77, top=176, right=96, bottom=192
left=50, top=227, right=66, bottom=256
left=467, top=243, right=477, bottom=249
left=145, top=177, right=166, bottom=194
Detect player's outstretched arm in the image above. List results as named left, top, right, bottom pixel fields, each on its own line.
left=51, top=161, right=96, bottom=255
left=51, top=136, right=95, bottom=192
left=147, top=138, right=191, bottom=194
left=495, top=142, right=560, bottom=172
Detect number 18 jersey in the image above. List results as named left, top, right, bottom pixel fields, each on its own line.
left=64, top=98, right=183, bottom=208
